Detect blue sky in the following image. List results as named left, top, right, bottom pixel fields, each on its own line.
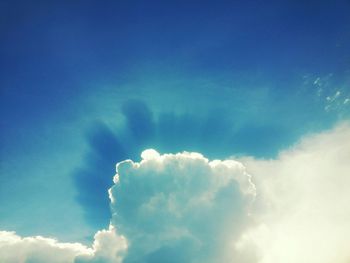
left=0, top=0, right=350, bottom=257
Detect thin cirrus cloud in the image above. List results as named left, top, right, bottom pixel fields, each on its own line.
left=1, top=121, right=349, bottom=263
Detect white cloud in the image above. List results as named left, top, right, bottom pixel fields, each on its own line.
left=0, top=151, right=255, bottom=263
left=0, top=230, right=92, bottom=263
left=237, top=121, right=350, bottom=263
left=0, top=226, right=127, bottom=263
left=109, top=151, right=256, bottom=263
left=1, top=122, right=349, bottom=263
left=76, top=225, right=127, bottom=263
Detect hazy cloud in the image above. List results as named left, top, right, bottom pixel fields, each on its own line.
left=237, top=121, right=350, bottom=263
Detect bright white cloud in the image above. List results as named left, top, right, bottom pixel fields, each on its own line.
left=0, top=230, right=92, bottom=263
left=1, top=122, right=349, bottom=263
left=0, top=226, right=127, bottom=263
left=237, top=121, right=350, bottom=263
left=0, top=151, right=255, bottom=263
left=75, top=225, right=127, bottom=263
left=109, top=151, right=256, bottom=263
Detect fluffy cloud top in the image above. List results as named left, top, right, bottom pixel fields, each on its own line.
left=1, top=122, right=349, bottom=263
left=0, top=230, right=92, bottom=263
left=0, top=227, right=126, bottom=263
left=0, top=150, right=255, bottom=263
left=109, top=149, right=256, bottom=263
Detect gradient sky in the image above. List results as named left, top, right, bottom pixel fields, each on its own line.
left=1, top=0, right=350, bottom=249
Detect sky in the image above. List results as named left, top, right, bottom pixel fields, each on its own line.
left=0, top=1, right=350, bottom=262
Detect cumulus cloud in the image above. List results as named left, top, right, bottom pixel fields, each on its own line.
left=0, top=230, right=91, bottom=263
left=74, top=100, right=294, bottom=230
left=237, top=121, right=350, bottom=263
left=109, top=149, right=256, bottom=263
left=0, top=226, right=127, bottom=263
left=0, top=150, right=255, bottom=263
left=1, top=122, right=349, bottom=263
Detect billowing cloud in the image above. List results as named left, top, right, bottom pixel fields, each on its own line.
left=109, top=149, right=256, bottom=263
left=0, top=230, right=92, bottom=263
left=236, top=121, right=350, bottom=263
left=1, top=122, right=349, bottom=263
left=0, top=149, right=256, bottom=263
left=0, top=227, right=127, bottom=263
left=73, top=100, right=294, bottom=230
